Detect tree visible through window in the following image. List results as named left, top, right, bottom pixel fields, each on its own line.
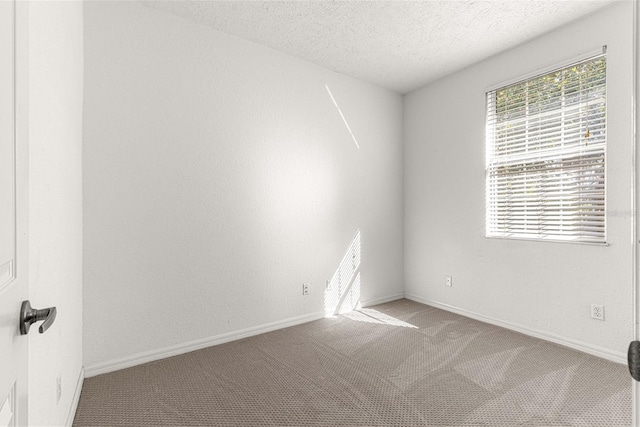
left=485, top=55, right=606, bottom=243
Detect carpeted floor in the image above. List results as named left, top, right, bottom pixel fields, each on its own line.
left=73, top=299, right=631, bottom=426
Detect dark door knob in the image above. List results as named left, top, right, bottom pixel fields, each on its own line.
left=629, top=341, right=640, bottom=381
left=19, top=300, right=57, bottom=335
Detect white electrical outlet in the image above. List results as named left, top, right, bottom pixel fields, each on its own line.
left=302, top=283, right=310, bottom=295
left=56, top=375, right=62, bottom=405
left=591, top=304, right=604, bottom=321
left=445, top=276, right=452, bottom=287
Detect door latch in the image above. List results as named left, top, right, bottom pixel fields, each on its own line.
left=19, top=300, right=57, bottom=335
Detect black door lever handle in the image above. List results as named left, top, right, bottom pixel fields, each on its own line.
left=19, top=300, right=57, bottom=335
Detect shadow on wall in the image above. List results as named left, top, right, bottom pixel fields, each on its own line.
left=322, top=230, right=416, bottom=328
left=322, top=83, right=362, bottom=316
left=324, top=229, right=361, bottom=317
left=325, top=84, right=360, bottom=149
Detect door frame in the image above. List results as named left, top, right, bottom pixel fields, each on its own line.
left=633, top=1, right=639, bottom=425
left=14, top=0, right=29, bottom=424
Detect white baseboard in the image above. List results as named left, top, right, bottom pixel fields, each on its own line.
left=360, top=293, right=405, bottom=308
left=84, top=311, right=325, bottom=378
left=66, top=368, right=84, bottom=427
left=84, top=295, right=405, bottom=378
left=87, top=293, right=622, bottom=379
left=404, top=293, right=626, bottom=365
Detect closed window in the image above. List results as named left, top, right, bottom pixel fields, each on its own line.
left=485, top=54, right=606, bottom=243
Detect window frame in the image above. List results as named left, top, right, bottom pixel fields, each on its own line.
left=484, top=48, right=608, bottom=245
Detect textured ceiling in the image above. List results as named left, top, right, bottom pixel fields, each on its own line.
left=141, top=0, right=618, bottom=94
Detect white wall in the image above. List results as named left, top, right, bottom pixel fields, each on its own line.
left=83, top=1, right=403, bottom=372
left=28, top=1, right=84, bottom=425
left=404, top=2, right=633, bottom=361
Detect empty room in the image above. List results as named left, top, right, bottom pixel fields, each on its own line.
left=2, top=0, right=640, bottom=426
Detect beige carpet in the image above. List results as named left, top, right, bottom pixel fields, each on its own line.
left=73, top=299, right=631, bottom=426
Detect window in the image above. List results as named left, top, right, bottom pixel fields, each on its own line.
left=485, top=54, right=606, bottom=243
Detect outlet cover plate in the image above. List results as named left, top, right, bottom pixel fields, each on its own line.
left=591, top=304, right=604, bottom=321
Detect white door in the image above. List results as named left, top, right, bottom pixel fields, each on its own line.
left=0, top=1, right=28, bottom=426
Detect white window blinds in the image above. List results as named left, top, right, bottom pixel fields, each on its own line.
left=486, top=55, right=606, bottom=243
